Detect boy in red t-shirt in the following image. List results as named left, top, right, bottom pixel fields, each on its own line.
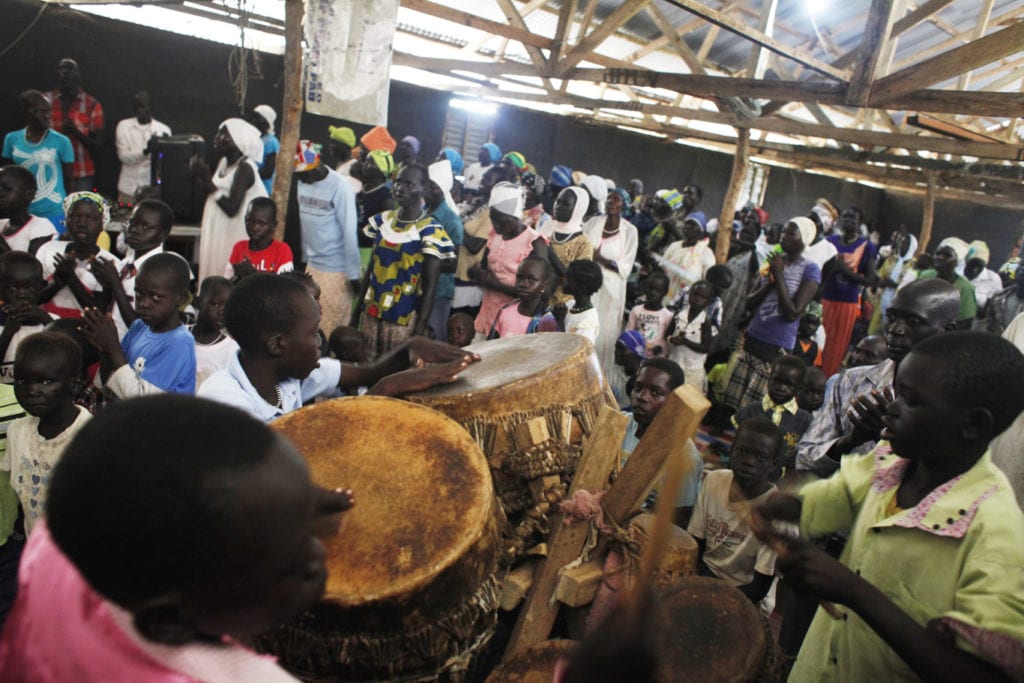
left=225, top=197, right=293, bottom=280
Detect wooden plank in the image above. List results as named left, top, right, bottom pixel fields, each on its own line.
left=743, top=0, right=779, bottom=80
left=601, top=385, right=710, bottom=524
left=870, top=21, right=1024, bottom=105
left=958, top=0, right=996, bottom=91
left=503, top=406, right=629, bottom=660
left=647, top=3, right=706, bottom=74
left=846, top=0, right=895, bottom=106
left=271, top=0, right=302, bottom=241
left=661, top=0, right=848, bottom=80
left=716, top=128, right=749, bottom=265
left=696, top=24, right=720, bottom=63
left=549, top=0, right=577, bottom=66
left=919, top=172, right=937, bottom=253
left=399, top=0, right=556, bottom=50
left=495, top=0, right=554, bottom=81
left=833, top=0, right=956, bottom=69
left=556, top=0, right=651, bottom=75
left=887, top=89, right=1024, bottom=119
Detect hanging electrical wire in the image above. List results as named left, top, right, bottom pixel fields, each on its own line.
left=226, top=0, right=264, bottom=114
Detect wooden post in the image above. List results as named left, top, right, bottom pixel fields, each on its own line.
left=715, top=128, right=750, bottom=265
left=272, top=0, right=304, bottom=241
left=917, top=171, right=936, bottom=254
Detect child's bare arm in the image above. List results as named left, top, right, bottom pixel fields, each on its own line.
left=53, top=253, right=102, bottom=310
left=412, top=255, right=440, bottom=337
left=80, top=307, right=128, bottom=381
left=773, top=536, right=1013, bottom=682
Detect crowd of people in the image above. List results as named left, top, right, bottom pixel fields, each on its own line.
left=0, top=55, right=1022, bottom=683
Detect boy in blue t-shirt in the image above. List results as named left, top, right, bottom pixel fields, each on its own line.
left=81, top=253, right=195, bottom=395
left=1, top=91, right=74, bottom=231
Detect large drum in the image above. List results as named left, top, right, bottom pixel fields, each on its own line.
left=407, top=334, right=613, bottom=516
left=257, top=397, right=502, bottom=682
left=651, top=577, right=783, bottom=682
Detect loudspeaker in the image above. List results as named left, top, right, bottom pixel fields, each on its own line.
left=152, top=134, right=206, bottom=223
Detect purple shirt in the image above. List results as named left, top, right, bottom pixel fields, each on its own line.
left=822, top=236, right=877, bottom=303
left=748, top=257, right=821, bottom=351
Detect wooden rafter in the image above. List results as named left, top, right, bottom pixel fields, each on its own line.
left=494, top=0, right=553, bottom=81
left=744, top=0, right=779, bottom=80
left=871, top=20, right=1024, bottom=105
left=958, top=0, right=996, bottom=91
left=832, top=0, right=955, bottom=69
left=549, top=0, right=577, bottom=66
left=646, top=3, right=706, bottom=75
left=400, top=0, right=554, bottom=49
left=845, top=0, right=895, bottom=106
left=555, top=0, right=651, bottom=76
left=661, top=0, right=848, bottom=80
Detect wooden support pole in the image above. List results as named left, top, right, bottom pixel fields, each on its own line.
left=918, top=172, right=937, bottom=254
left=272, top=0, right=303, bottom=241
left=715, top=128, right=750, bottom=265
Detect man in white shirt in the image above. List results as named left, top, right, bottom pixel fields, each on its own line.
left=114, top=91, right=171, bottom=203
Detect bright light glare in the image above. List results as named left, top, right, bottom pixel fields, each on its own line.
left=806, top=0, right=828, bottom=16
left=449, top=99, right=498, bottom=116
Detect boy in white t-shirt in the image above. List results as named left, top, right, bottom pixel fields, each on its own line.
left=688, top=415, right=781, bottom=606
left=0, top=166, right=57, bottom=256
left=627, top=272, right=673, bottom=357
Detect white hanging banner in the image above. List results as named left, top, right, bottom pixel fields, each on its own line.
left=304, top=0, right=398, bottom=125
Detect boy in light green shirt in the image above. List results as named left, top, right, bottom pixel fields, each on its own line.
left=760, top=332, right=1024, bottom=682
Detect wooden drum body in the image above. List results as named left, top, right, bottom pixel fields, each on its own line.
left=407, top=334, right=613, bottom=516
left=258, top=397, right=502, bottom=682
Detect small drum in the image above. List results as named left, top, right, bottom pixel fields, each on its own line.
left=652, top=577, right=784, bottom=683
left=257, top=397, right=502, bottom=682
left=485, top=640, right=576, bottom=683
left=407, top=334, right=613, bottom=516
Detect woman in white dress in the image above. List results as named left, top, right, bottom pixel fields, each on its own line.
left=584, top=189, right=638, bottom=388
left=190, top=118, right=267, bottom=281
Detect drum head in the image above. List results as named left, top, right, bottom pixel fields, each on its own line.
left=411, top=333, right=598, bottom=398
left=653, top=577, right=768, bottom=682
left=272, top=396, right=494, bottom=608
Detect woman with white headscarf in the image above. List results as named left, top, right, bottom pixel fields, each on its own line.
left=469, top=181, right=550, bottom=339
left=545, top=186, right=593, bottom=305
left=868, top=231, right=917, bottom=335
left=584, top=188, right=638, bottom=381
left=191, top=118, right=267, bottom=281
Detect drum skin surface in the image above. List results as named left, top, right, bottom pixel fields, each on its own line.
left=270, top=396, right=500, bottom=640
left=407, top=334, right=605, bottom=423
left=653, top=577, right=768, bottom=683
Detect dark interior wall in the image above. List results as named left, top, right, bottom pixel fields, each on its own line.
left=3, top=0, right=1021, bottom=258
left=880, top=191, right=1023, bottom=263
left=761, top=166, right=884, bottom=230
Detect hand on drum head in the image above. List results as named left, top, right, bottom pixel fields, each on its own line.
left=310, top=486, right=355, bottom=539
left=367, top=357, right=471, bottom=398
left=765, top=534, right=864, bottom=607
left=405, top=337, right=481, bottom=367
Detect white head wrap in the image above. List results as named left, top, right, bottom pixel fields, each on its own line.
left=219, top=118, right=264, bottom=164
left=967, top=240, right=990, bottom=265
left=428, top=159, right=457, bottom=212
left=809, top=205, right=833, bottom=234
left=580, top=174, right=609, bottom=208
left=791, top=216, right=817, bottom=249
left=543, top=186, right=589, bottom=238
left=253, top=104, right=277, bottom=131
left=938, top=237, right=970, bottom=265
left=488, top=181, right=524, bottom=218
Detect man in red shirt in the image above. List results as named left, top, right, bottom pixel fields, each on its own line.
left=45, top=58, right=104, bottom=192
